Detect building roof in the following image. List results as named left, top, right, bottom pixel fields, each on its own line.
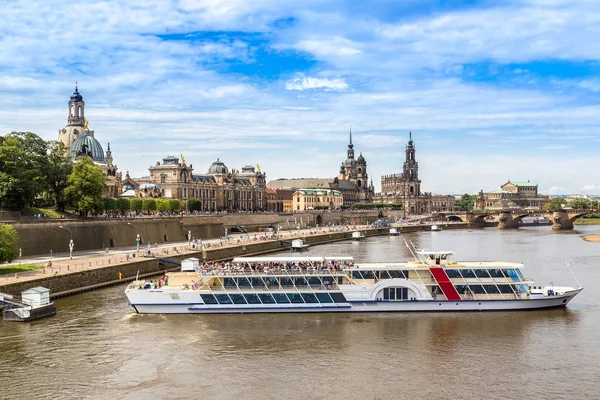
left=70, top=86, right=83, bottom=102
left=267, top=178, right=332, bottom=190
left=296, top=189, right=342, bottom=196
left=504, top=180, right=537, bottom=187
left=487, top=189, right=514, bottom=194
left=208, top=158, right=228, bottom=174
left=120, top=189, right=137, bottom=197
left=192, top=175, right=216, bottom=183
left=70, top=134, right=105, bottom=162
left=266, top=188, right=277, bottom=194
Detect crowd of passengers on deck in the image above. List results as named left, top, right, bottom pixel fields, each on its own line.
left=194, top=260, right=353, bottom=275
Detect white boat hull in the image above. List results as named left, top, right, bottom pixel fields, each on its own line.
left=129, top=289, right=581, bottom=314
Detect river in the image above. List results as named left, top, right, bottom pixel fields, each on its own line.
left=1, top=226, right=599, bottom=399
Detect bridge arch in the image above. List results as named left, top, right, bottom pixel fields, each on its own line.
left=316, top=214, right=323, bottom=226
left=446, top=215, right=464, bottom=222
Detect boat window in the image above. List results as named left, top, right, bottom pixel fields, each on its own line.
left=267, top=277, right=279, bottom=287
left=223, top=278, right=237, bottom=287
left=497, top=285, right=515, bottom=294
left=230, top=294, right=247, bottom=304
left=488, top=269, right=505, bottom=278
left=244, top=293, right=261, bottom=304
left=307, top=277, right=321, bottom=286
left=389, top=270, right=404, bottom=279
left=445, top=269, right=462, bottom=279
left=330, top=292, right=347, bottom=303
left=383, top=287, right=409, bottom=301
left=272, top=293, right=290, bottom=303
left=287, top=293, right=305, bottom=304
left=483, top=285, right=500, bottom=294
left=461, top=269, right=476, bottom=278
left=316, top=293, right=333, bottom=303
left=301, top=293, right=319, bottom=303
left=504, top=269, right=519, bottom=281
left=469, top=284, right=485, bottom=294
left=237, top=278, right=251, bottom=287
left=515, top=269, right=525, bottom=281
left=279, top=277, right=293, bottom=287
left=441, top=254, right=449, bottom=260
left=294, top=277, right=309, bottom=287
left=380, top=270, right=392, bottom=279
left=215, top=294, right=233, bottom=304
left=259, top=293, right=276, bottom=304
left=201, top=294, right=218, bottom=304
left=515, top=284, right=527, bottom=294
left=352, top=271, right=363, bottom=279
left=454, top=285, right=468, bottom=295
left=251, top=278, right=264, bottom=287
left=361, top=271, right=375, bottom=280
left=475, top=269, right=491, bottom=278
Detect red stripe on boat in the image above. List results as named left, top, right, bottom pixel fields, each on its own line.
left=429, top=268, right=462, bottom=300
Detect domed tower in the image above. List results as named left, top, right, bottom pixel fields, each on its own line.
left=58, top=84, right=92, bottom=152
left=69, top=134, right=105, bottom=162
left=355, top=152, right=368, bottom=189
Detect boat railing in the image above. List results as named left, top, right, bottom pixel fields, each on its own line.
left=194, top=269, right=346, bottom=276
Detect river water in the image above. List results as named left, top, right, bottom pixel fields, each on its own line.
left=1, top=226, right=599, bottom=399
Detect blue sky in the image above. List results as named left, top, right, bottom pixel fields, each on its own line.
left=1, top=0, right=600, bottom=195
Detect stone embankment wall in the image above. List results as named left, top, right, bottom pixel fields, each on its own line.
left=0, top=227, right=390, bottom=298
left=10, top=211, right=380, bottom=256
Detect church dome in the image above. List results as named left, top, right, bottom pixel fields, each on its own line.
left=357, top=152, right=366, bottom=164
left=208, top=158, right=229, bottom=174
left=70, top=87, right=83, bottom=102
left=70, top=134, right=105, bottom=162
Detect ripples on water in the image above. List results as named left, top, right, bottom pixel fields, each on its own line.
left=1, top=227, right=599, bottom=399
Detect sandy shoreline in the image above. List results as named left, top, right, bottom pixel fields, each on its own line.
left=582, top=234, right=600, bottom=242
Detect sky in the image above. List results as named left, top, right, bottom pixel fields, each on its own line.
left=1, top=0, right=600, bottom=195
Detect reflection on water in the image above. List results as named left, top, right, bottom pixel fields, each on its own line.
left=0, top=227, right=598, bottom=399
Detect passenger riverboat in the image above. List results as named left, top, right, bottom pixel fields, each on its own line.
left=125, top=249, right=582, bottom=314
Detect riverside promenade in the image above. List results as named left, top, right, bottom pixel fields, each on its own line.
left=0, top=225, right=383, bottom=297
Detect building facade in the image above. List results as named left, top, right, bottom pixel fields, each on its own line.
left=267, top=129, right=374, bottom=206
left=142, top=156, right=267, bottom=211
left=292, top=189, right=343, bottom=211
left=57, top=86, right=122, bottom=197
left=476, top=180, right=549, bottom=211
left=373, top=132, right=433, bottom=214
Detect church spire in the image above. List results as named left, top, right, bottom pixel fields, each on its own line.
left=346, top=126, right=355, bottom=160
left=349, top=125, right=353, bottom=146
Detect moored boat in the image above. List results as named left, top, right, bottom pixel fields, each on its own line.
left=351, top=231, right=365, bottom=240
left=125, top=251, right=582, bottom=314
left=389, top=228, right=400, bottom=236
left=431, top=224, right=442, bottom=231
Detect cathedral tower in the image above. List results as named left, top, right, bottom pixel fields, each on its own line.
left=58, top=84, right=94, bottom=152
left=402, top=132, right=421, bottom=196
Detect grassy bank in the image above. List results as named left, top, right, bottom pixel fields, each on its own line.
left=0, top=264, right=45, bottom=276
left=574, top=218, right=600, bottom=225
left=22, top=207, right=73, bottom=219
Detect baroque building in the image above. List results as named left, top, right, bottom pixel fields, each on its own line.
left=267, top=129, right=374, bottom=206
left=141, top=156, right=267, bottom=211
left=374, top=132, right=455, bottom=214
left=57, top=85, right=122, bottom=197
left=475, top=180, right=549, bottom=211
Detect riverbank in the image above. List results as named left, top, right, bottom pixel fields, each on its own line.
left=582, top=233, right=600, bottom=242
left=574, top=218, right=600, bottom=225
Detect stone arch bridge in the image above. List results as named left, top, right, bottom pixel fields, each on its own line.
left=440, top=209, right=599, bottom=230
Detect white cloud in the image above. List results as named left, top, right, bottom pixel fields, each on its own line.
left=285, top=77, right=349, bottom=91
left=545, top=186, right=565, bottom=195
left=581, top=184, right=600, bottom=192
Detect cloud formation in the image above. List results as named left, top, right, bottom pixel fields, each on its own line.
left=0, top=0, right=599, bottom=194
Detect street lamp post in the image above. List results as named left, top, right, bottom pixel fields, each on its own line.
left=127, top=222, right=140, bottom=255
left=59, top=225, right=73, bottom=259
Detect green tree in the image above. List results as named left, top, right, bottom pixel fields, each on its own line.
left=569, top=198, right=591, bottom=209
left=0, top=223, right=19, bottom=264
left=130, top=198, right=143, bottom=214
left=142, top=198, right=156, bottom=213
left=168, top=199, right=181, bottom=212
left=456, top=194, right=476, bottom=211
left=116, top=197, right=130, bottom=214
left=187, top=198, right=201, bottom=212
left=0, top=132, right=49, bottom=210
left=45, top=141, right=73, bottom=211
left=156, top=199, right=170, bottom=212
left=103, top=197, right=117, bottom=212
left=542, top=198, right=566, bottom=212
left=65, top=157, right=106, bottom=216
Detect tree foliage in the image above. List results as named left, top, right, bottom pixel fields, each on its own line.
left=187, top=198, right=201, bottom=212
left=65, top=157, right=106, bottom=216
left=0, top=132, right=49, bottom=210
left=456, top=194, right=476, bottom=211
left=130, top=198, right=143, bottom=214
left=142, top=199, right=156, bottom=213
left=542, top=198, right=567, bottom=212
left=168, top=199, right=180, bottom=212
left=116, top=197, right=130, bottom=214
left=156, top=199, right=169, bottom=212
left=103, top=197, right=117, bottom=212
left=45, top=141, right=73, bottom=211
left=0, top=223, right=19, bottom=264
